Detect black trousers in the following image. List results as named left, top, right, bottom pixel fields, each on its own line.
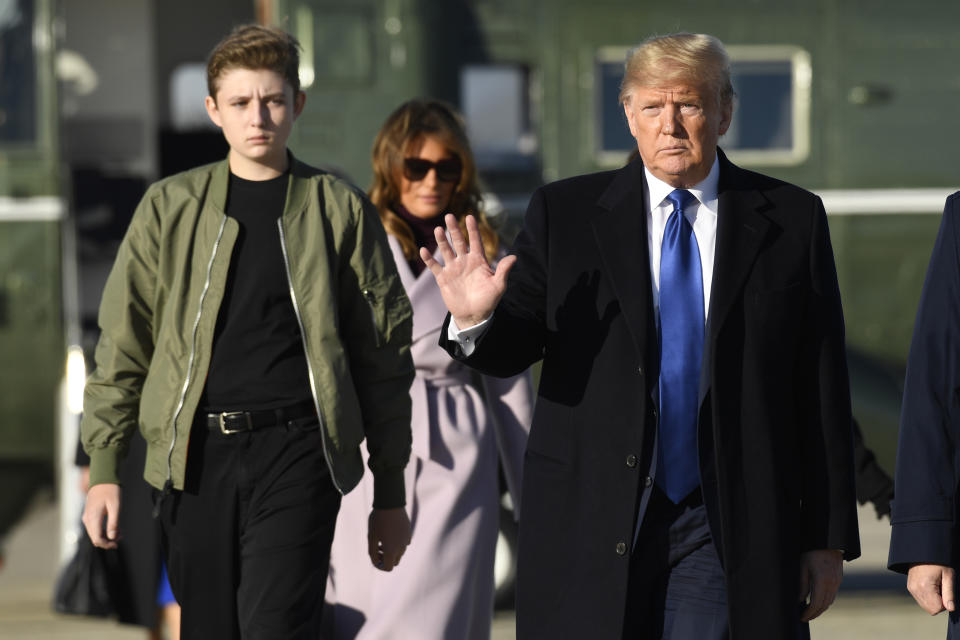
left=158, top=415, right=341, bottom=640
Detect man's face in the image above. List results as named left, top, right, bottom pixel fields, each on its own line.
left=623, top=80, right=731, bottom=188
left=204, top=67, right=305, bottom=178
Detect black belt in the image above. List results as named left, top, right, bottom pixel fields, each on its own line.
left=203, top=400, right=316, bottom=434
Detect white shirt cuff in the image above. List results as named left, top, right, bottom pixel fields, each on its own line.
left=447, top=315, right=492, bottom=357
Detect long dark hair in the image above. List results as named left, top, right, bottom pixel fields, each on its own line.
left=369, top=99, right=498, bottom=261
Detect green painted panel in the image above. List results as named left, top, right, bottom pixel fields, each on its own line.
left=829, top=211, right=942, bottom=471
left=829, top=213, right=940, bottom=365
left=0, top=220, right=63, bottom=459
left=830, top=2, right=960, bottom=189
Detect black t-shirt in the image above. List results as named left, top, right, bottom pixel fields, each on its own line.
left=200, top=172, right=313, bottom=412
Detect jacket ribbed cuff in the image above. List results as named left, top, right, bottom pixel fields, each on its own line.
left=372, top=468, right=406, bottom=509
left=87, top=446, right=124, bottom=487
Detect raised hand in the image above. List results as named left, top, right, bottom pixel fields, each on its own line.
left=420, top=214, right=516, bottom=328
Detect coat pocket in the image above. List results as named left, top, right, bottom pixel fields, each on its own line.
left=751, top=280, right=804, bottom=304
left=361, top=288, right=383, bottom=348
left=525, top=414, right=573, bottom=466
left=359, top=274, right=413, bottom=347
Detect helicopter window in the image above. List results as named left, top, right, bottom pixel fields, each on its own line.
left=461, top=64, right=537, bottom=169
left=0, top=0, right=37, bottom=145
left=170, top=63, right=215, bottom=132
left=594, top=44, right=811, bottom=167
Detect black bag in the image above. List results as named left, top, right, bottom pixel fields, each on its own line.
left=52, top=525, right=129, bottom=617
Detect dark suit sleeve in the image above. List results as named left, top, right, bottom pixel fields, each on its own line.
left=888, top=193, right=960, bottom=573
left=798, top=196, right=861, bottom=559
left=440, top=188, right=550, bottom=377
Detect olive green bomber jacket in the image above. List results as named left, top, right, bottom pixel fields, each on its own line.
left=80, top=156, right=414, bottom=508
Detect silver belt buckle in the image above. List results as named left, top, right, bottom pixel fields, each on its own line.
left=219, top=411, right=252, bottom=434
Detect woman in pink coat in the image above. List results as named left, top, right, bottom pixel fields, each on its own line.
left=325, top=99, right=532, bottom=639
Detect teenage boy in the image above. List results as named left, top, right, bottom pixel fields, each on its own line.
left=81, top=24, right=414, bottom=639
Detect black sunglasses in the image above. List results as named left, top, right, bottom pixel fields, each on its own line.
left=403, top=157, right=462, bottom=183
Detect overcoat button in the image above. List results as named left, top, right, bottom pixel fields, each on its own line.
left=643, top=476, right=653, bottom=487
left=638, top=366, right=644, bottom=376
left=626, top=454, right=638, bottom=468
left=616, top=542, right=627, bottom=555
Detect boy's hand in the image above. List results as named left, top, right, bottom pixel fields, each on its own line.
left=367, top=507, right=411, bottom=572
left=82, top=483, right=122, bottom=549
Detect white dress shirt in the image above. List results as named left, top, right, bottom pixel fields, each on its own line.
left=645, top=155, right=719, bottom=323
left=449, top=154, right=722, bottom=353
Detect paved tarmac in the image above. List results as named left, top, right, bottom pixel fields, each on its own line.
left=0, top=497, right=948, bottom=639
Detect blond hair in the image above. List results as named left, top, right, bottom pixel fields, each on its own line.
left=619, top=33, right=734, bottom=110
left=369, top=99, right=499, bottom=262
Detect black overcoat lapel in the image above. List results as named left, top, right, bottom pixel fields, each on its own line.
left=701, top=152, right=774, bottom=400
left=589, top=158, right=654, bottom=368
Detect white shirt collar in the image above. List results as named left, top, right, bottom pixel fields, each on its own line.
left=643, top=152, right=720, bottom=216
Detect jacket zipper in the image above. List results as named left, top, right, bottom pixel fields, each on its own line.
left=277, top=218, right=345, bottom=494
left=159, top=215, right=228, bottom=505
left=361, top=289, right=383, bottom=348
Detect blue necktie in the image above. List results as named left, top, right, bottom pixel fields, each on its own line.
left=656, top=189, right=704, bottom=504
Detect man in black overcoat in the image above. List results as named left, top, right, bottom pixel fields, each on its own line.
left=422, top=32, right=860, bottom=639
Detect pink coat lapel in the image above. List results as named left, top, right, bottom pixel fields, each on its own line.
left=388, top=235, right=449, bottom=343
